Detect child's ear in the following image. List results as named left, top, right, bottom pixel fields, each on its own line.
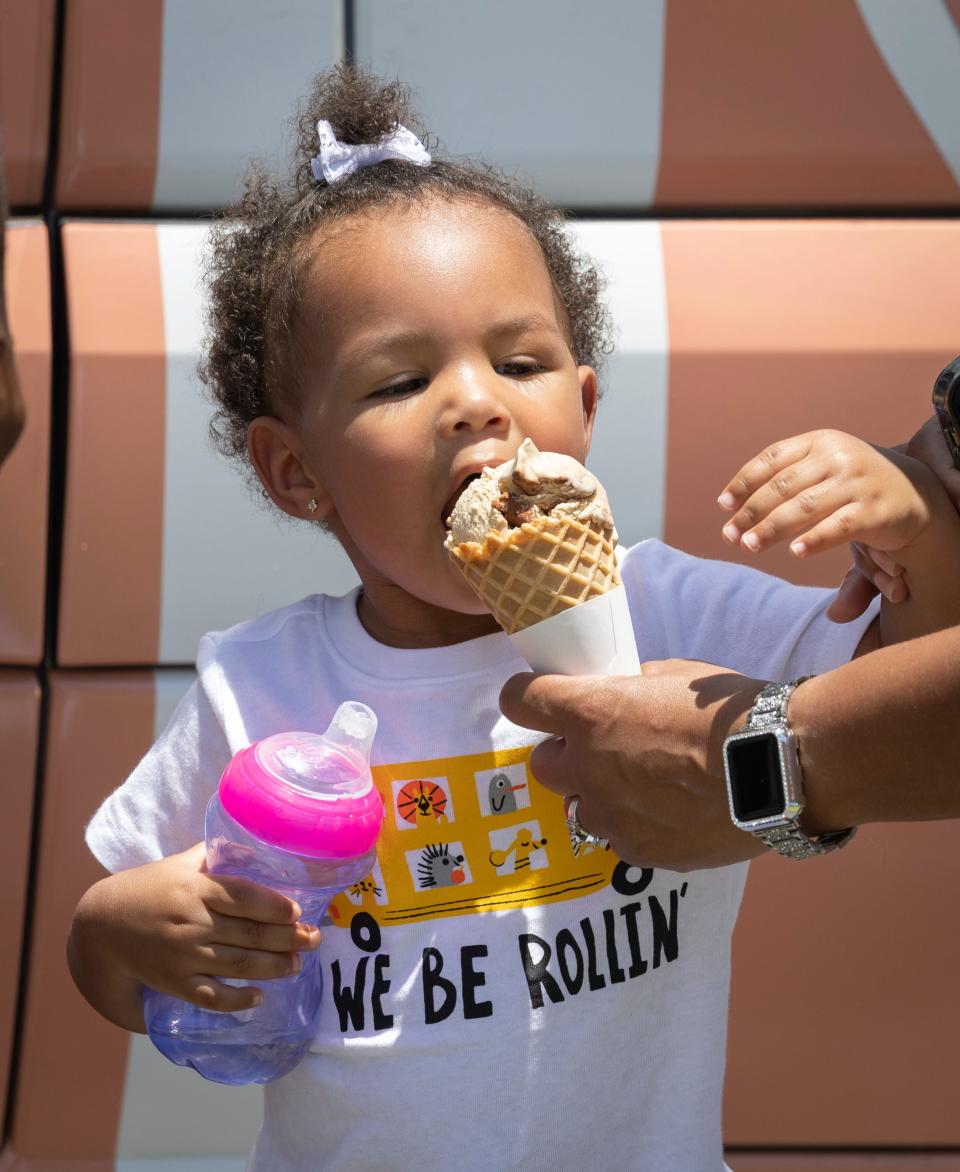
left=247, top=416, right=332, bottom=520
left=578, top=365, right=599, bottom=454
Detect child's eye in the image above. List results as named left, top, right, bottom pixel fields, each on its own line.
left=498, top=360, right=546, bottom=378
left=369, top=377, right=427, bottom=401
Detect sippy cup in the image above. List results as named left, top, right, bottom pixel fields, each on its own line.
left=143, top=701, right=383, bottom=1084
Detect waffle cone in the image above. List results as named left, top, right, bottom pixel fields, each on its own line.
left=448, top=515, right=620, bottom=635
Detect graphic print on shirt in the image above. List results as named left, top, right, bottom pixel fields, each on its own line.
left=394, top=777, right=449, bottom=826
left=327, top=745, right=620, bottom=930
left=320, top=751, right=700, bottom=1037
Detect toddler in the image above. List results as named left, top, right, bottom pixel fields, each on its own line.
left=68, top=68, right=960, bottom=1172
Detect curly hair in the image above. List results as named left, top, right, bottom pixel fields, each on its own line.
left=199, top=65, right=613, bottom=473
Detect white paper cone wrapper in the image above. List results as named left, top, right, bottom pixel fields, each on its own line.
left=508, top=584, right=641, bottom=676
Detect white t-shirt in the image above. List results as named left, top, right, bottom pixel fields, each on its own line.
left=87, top=540, right=876, bottom=1172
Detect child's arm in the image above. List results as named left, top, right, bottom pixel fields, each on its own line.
left=67, top=843, right=321, bottom=1033
left=819, top=415, right=960, bottom=622
left=716, top=429, right=960, bottom=648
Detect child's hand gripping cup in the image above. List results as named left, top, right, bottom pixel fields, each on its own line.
left=444, top=439, right=641, bottom=675
left=143, top=701, right=384, bottom=1085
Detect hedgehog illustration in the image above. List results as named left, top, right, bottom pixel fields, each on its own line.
left=417, top=843, right=466, bottom=888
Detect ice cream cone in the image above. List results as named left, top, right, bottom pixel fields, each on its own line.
left=448, top=513, right=621, bottom=635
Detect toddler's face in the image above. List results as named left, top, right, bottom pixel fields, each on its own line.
left=258, top=198, right=597, bottom=645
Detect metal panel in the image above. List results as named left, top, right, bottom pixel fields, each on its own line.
left=0, top=0, right=55, bottom=207
left=0, top=222, right=50, bottom=665
left=355, top=0, right=665, bottom=209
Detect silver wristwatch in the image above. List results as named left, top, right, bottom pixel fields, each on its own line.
left=722, top=678, right=856, bottom=860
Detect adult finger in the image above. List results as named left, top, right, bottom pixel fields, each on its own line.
left=873, top=568, right=908, bottom=603
left=861, top=544, right=904, bottom=578
left=826, top=564, right=876, bottom=623
left=528, top=734, right=570, bottom=795
left=499, top=672, right=595, bottom=736
left=850, top=543, right=909, bottom=603
left=568, top=794, right=609, bottom=844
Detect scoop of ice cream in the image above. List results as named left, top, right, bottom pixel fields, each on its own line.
left=444, top=467, right=509, bottom=545
left=444, top=438, right=615, bottom=548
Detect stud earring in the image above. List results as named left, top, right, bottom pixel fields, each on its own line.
left=307, top=499, right=318, bottom=514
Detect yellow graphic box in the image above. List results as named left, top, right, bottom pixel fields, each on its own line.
left=328, top=746, right=617, bottom=929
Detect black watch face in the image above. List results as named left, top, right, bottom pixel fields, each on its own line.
left=727, top=733, right=786, bottom=821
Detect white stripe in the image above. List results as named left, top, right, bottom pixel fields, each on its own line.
left=354, top=0, right=665, bottom=208
left=153, top=669, right=196, bottom=739
left=117, top=671, right=263, bottom=1159
left=570, top=222, right=669, bottom=541
left=152, top=0, right=343, bottom=209
left=156, top=224, right=359, bottom=665
left=116, top=1034, right=262, bottom=1161
left=856, top=0, right=960, bottom=187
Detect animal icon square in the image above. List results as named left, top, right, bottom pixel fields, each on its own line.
left=474, top=763, right=531, bottom=817
left=343, top=860, right=389, bottom=907
left=406, top=841, right=472, bottom=891
left=487, top=821, right=549, bottom=877
left=392, top=776, right=454, bottom=831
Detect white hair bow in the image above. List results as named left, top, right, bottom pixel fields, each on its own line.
left=310, top=120, right=432, bottom=184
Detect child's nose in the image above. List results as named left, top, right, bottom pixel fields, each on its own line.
left=439, top=370, right=510, bottom=436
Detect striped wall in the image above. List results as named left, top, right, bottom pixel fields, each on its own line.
left=354, top=0, right=667, bottom=209
left=57, top=222, right=358, bottom=667
left=53, top=0, right=342, bottom=212
left=0, top=1, right=55, bottom=208
left=5, top=1, right=960, bottom=214
left=355, top=0, right=960, bottom=210
left=8, top=671, right=261, bottom=1168
left=0, top=223, right=50, bottom=666
left=0, top=672, right=40, bottom=1142
left=728, top=823, right=960, bottom=1145
left=653, top=0, right=960, bottom=208
left=3, top=1, right=960, bottom=1168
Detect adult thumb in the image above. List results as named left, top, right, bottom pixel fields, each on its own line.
left=499, top=671, right=595, bottom=735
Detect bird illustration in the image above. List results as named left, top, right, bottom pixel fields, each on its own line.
left=488, top=771, right=525, bottom=814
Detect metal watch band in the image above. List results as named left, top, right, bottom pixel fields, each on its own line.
left=744, top=678, right=810, bottom=731
left=744, top=677, right=855, bottom=860
left=754, top=821, right=855, bottom=860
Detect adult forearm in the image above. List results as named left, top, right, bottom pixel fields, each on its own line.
left=794, top=626, right=960, bottom=834
left=876, top=465, right=960, bottom=646
left=67, top=876, right=148, bottom=1033
left=877, top=535, right=960, bottom=645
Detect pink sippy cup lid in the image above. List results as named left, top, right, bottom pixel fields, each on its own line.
left=218, top=703, right=383, bottom=859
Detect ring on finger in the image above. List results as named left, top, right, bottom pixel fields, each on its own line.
left=565, top=795, right=609, bottom=851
